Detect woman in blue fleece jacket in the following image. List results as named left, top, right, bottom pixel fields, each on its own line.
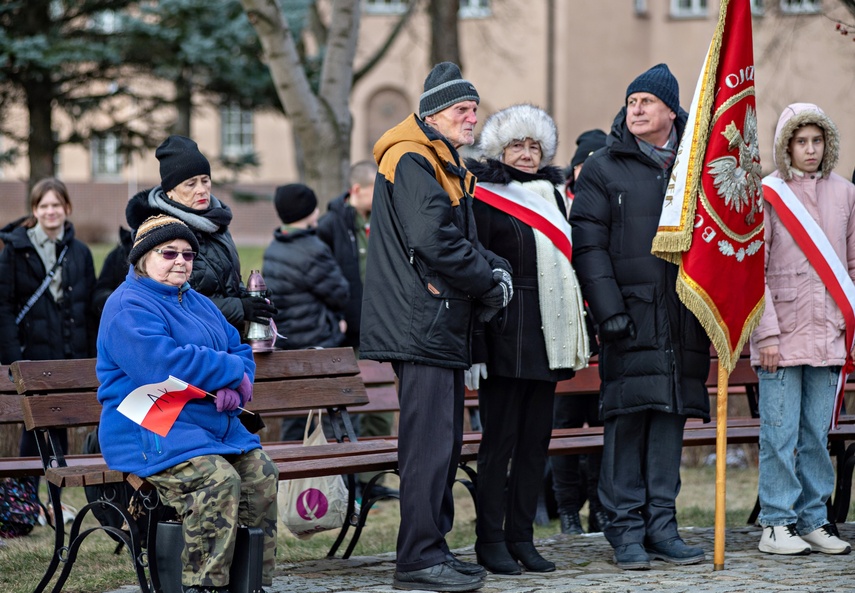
left=96, top=215, right=278, bottom=593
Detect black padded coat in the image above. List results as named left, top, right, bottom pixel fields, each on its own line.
left=262, top=227, right=349, bottom=350
left=0, top=220, right=95, bottom=364
left=569, top=107, right=711, bottom=421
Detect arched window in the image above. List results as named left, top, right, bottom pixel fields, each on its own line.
left=366, top=88, right=410, bottom=155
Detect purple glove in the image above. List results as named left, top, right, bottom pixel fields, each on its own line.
left=237, top=372, right=253, bottom=405
left=216, top=387, right=241, bottom=412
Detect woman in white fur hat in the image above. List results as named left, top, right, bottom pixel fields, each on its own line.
left=466, top=104, right=590, bottom=575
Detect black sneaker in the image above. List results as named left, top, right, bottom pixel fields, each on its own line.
left=645, top=536, right=705, bottom=565
left=613, top=543, right=651, bottom=570
left=393, top=562, right=484, bottom=591
left=559, top=511, right=583, bottom=535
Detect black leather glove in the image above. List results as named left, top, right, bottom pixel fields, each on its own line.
left=476, top=304, right=501, bottom=323
left=598, top=313, right=637, bottom=342
left=480, top=269, right=513, bottom=309
left=241, top=296, right=278, bottom=324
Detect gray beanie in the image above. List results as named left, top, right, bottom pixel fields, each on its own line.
left=156, top=135, right=211, bottom=193
left=419, top=62, right=480, bottom=119
left=626, top=63, right=680, bottom=114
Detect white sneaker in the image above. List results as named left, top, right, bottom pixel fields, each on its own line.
left=758, top=524, right=811, bottom=555
left=801, top=524, right=851, bottom=555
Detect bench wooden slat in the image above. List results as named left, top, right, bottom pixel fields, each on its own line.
left=0, top=393, right=23, bottom=424
left=11, top=359, right=99, bottom=393
left=252, top=347, right=359, bottom=380
left=249, top=376, right=368, bottom=412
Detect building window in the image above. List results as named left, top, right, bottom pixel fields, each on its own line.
left=671, top=0, right=707, bottom=18
left=363, top=0, right=408, bottom=15
left=366, top=88, right=409, bottom=156
left=635, top=0, right=649, bottom=16
left=459, top=0, right=491, bottom=19
left=751, top=0, right=765, bottom=15
left=220, top=104, right=254, bottom=159
left=91, top=134, right=122, bottom=178
left=779, top=0, right=821, bottom=14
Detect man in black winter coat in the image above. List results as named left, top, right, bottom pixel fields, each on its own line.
left=569, top=64, right=711, bottom=571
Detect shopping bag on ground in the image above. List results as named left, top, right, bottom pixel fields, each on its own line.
left=277, top=408, right=349, bottom=539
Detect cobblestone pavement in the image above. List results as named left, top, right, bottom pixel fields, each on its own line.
left=260, top=523, right=855, bottom=593
left=106, top=523, right=855, bottom=593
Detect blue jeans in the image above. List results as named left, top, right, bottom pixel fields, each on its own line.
left=757, top=365, right=837, bottom=532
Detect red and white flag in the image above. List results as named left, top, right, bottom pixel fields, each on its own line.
left=651, top=0, right=765, bottom=372
left=117, top=376, right=207, bottom=437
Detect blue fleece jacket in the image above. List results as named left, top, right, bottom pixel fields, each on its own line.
left=96, top=268, right=258, bottom=477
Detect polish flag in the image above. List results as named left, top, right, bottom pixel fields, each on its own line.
left=117, top=376, right=207, bottom=437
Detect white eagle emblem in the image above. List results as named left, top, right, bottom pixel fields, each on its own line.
left=706, top=105, right=763, bottom=225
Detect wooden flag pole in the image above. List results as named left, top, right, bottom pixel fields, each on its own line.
left=713, top=362, right=729, bottom=570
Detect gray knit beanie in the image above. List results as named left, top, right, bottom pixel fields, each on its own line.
left=419, top=62, right=480, bottom=119
left=626, top=63, right=680, bottom=114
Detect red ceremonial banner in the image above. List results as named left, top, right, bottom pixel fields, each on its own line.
left=652, top=0, right=765, bottom=372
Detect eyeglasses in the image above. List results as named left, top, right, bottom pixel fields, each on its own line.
left=154, top=248, right=197, bottom=261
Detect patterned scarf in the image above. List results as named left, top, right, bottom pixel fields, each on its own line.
left=147, top=187, right=233, bottom=233
left=635, top=124, right=678, bottom=169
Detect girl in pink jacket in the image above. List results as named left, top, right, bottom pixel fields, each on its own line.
left=751, top=103, right=855, bottom=556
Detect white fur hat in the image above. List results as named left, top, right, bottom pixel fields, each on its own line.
left=477, top=104, right=558, bottom=167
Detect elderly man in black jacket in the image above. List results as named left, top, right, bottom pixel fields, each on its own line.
left=361, top=62, right=512, bottom=592
left=568, top=64, right=711, bottom=571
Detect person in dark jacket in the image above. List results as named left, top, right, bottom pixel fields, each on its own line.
left=263, top=183, right=349, bottom=351
left=92, top=226, right=133, bottom=319
left=125, top=135, right=276, bottom=334
left=569, top=63, right=711, bottom=570
left=317, top=160, right=376, bottom=348
left=362, top=62, right=512, bottom=592
left=0, top=177, right=96, bottom=460
left=552, top=128, right=610, bottom=537
left=466, top=104, right=590, bottom=575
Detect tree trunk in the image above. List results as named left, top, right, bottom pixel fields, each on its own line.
left=173, top=71, right=193, bottom=138
left=429, top=0, right=461, bottom=69
left=241, top=0, right=358, bottom=200
left=24, top=75, right=56, bottom=194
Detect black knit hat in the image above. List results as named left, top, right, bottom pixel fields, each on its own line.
left=419, top=62, right=480, bottom=119
left=156, top=135, right=211, bottom=193
left=570, top=129, right=607, bottom=169
left=274, top=183, right=318, bottom=224
left=626, top=63, right=680, bottom=114
left=129, top=214, right=200, bottom=265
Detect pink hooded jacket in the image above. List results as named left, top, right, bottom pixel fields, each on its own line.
left=750, top=103, right=855, bottom=367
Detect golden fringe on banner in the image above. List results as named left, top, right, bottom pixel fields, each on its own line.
left=677, top=268, right=765, bottom=373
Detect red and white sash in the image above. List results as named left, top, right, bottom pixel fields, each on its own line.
left=762, top=175, right=855, bottom=429
left=474, top=182, right=573, bottom=262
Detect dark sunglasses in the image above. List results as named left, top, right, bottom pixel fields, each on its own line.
left=154, top=248, right=197, bottom=261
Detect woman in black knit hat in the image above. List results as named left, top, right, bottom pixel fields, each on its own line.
left=124, top=135, right=276, bottom=334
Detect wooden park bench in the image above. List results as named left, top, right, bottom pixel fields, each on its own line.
left=8, top=347, right=404, bottom=593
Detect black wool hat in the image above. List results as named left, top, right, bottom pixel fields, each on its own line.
left=156, top=135, right=211, bottom=193
left=129, top=214, right=200, bottom=266
left=570, top=129, right=607, bottom=169
left=626, top=63, right=680, bottom=115
left=419, top=62, right=480, bottom=119
left=274, top=183, right=318, bottom=224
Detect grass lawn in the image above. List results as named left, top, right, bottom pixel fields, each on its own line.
left=0, top=464, right=768, bottom=593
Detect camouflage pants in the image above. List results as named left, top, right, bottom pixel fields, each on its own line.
left=146, top=448, right=279, bottom=588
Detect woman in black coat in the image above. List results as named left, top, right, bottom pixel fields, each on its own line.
left=0, top=177, right=96, bottom=457
left=125, top=135, right=276, bottom=334
left=467, top=104, right=590, bottom=575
